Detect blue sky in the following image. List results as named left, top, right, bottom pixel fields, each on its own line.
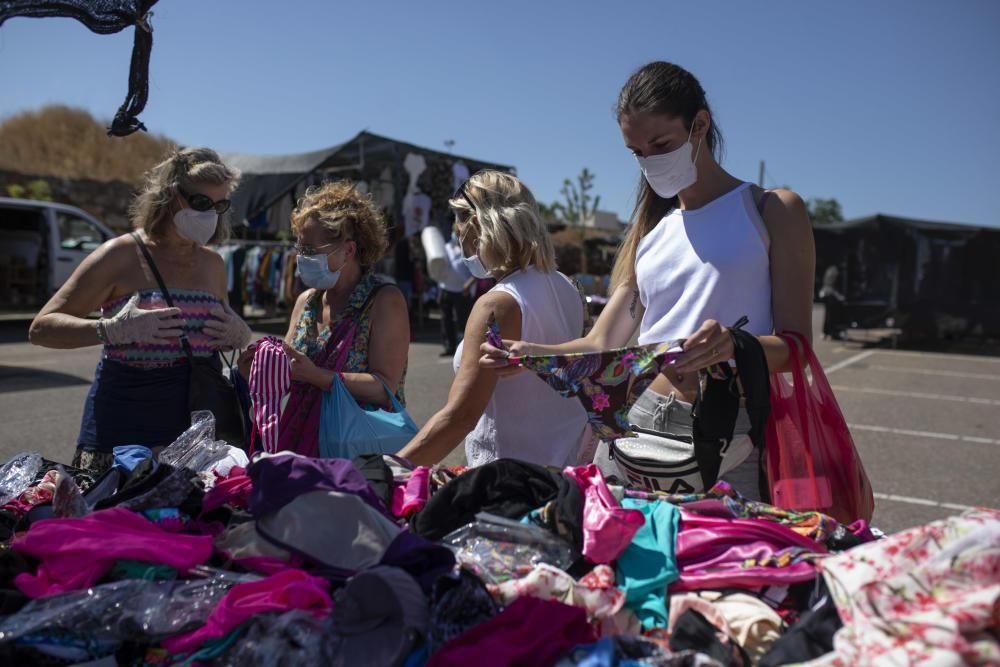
left=1, top=0, right=998, bottom=226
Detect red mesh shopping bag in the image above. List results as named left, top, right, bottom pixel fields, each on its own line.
left=765, top=331, right=875, bottom=523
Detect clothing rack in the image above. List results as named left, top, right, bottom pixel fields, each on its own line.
left=214, top=241, right=301, bottom=319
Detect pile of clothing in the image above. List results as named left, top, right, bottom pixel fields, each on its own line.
left=0, top=432, right=996, bottom=666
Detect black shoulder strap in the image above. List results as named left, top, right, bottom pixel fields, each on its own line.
left=131, top=231, right=195, bottom=361
left=132, top=232, right=173, bottom=307
left=356, top=280, right=392, bottom=318
left=756, top=189, right=773, bottom=217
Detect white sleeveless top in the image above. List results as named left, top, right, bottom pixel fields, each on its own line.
left=455, top=267, right=590, bottom=468
left=636, top=182, right=773, bottom=345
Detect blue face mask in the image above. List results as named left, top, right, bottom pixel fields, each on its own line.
left=296, top=253, right=342, bottom=289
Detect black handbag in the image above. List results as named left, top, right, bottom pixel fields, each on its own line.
left=132, top=232, right=247, bottom=448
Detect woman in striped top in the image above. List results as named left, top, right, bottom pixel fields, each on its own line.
left=29, top=148, right=252, bottom=473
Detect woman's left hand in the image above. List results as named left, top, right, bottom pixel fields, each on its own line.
left=204, top=303, right=252, bottom=350
left=673, top=319, right=734, bottom=374
left=282, top=341, right=323, bottom=386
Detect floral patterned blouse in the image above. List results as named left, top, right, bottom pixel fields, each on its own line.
left=289, top=272, right=406, bottom=405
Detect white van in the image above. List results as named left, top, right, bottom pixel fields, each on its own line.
left=0, top=197, right=116, bottom=308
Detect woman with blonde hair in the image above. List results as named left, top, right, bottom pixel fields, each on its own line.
left=30, top=147, right=251, bottom=473
left=238, top=180, right=409, bottom=456
left=396, top=170, right=589, bottom=467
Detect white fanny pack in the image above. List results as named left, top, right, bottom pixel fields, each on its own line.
left=609, top=429, right=754, bottom=495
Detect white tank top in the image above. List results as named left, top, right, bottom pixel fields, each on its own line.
left=636, top=182, right=772, bottom=345
left=454, top=267, right=590, bottom=468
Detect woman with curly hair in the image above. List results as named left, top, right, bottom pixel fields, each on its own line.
left=29, top=147, right=250, bottom=473
left=239, top=180, right=409, bottom=456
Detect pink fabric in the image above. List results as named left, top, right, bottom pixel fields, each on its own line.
left=670, top=510, right=826, bottom=592
left=563, top=464, right=645, bottom=564
left=13, top=507, right=213, bottom=598
left=428, top=596, right=596, bottom=667
left=162, top=569, right=332, bottom=654
left=249, top=336, right=292, bottom=454
left=277, top=317, right=358, bottom=457
left=392, top=467, right=431, bottom=519
left=202, top=467, right=252, bottom=512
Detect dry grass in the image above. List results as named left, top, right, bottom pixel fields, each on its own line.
left=0, top=105, right=177, bottom=184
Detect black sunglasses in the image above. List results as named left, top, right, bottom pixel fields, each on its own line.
left=180, top=189, right=231, bottom=215
left=453, top=170, right=489, bottom=214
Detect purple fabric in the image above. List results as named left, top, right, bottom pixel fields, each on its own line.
left=379, top=530, right=456, bottom=594
left=848, top=519, right=877, bottom=543
left=247, top=453, right=392, bottom=520
left=428, top=597, right=596, bottom=667
left=670, top=510, right=826, bottom=592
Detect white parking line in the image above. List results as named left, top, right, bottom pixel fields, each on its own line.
left=831, top=385, right=1000, bottom=406
left=867, top=365, right=1000, bottom=381
left=875, top=349, right=1000, bottom=364
left=849, top=423, right=999, bottom=445
left=874, top=492, right=975, bottom=512
left=824, top=350, right=876, bottom=375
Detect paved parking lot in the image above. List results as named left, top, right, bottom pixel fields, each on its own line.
left=1, top=308, right=997, bottom=535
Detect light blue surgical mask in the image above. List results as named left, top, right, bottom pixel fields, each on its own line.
left=462, top=255, right=492, bottom=279
left=459, top=226, right=492, bottom=279
left=296, top=252, right=342, bottom=289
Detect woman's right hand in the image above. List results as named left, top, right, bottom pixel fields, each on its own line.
left=101, top=294, right=185, bottom=346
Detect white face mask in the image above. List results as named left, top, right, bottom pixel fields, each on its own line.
left=635, top=124, right=703, bottom=199
left=173, top=208, right=218, bottom=246
left=462, top=255, right=491, bottom=279
left=459, top=226, right=492, bottom=279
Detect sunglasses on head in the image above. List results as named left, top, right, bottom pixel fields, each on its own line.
left=180, top=189, right=231, bottom=215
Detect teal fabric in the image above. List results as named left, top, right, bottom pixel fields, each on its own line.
left=614, top=499, right=680, bottom=629
left=319, top=374, right=418, bottom=459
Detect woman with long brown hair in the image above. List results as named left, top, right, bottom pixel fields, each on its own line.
left=482, top=62, right=815, bottom=499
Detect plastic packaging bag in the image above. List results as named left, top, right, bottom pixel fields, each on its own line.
left=0, top=452, right=43, bottom=505
left=0, top=576, right=236, bottom=644
left=213, top=610, right=337, bottom=667
left=52, top=465, right=88, bottom=518
left=441, top=513, right=576, bottom=585
left=765, top=332, right=875, bottom=524
left=159, top=411, right=234, bottom=472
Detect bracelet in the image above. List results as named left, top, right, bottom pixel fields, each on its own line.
left=95, top=319, right=108, bottom=344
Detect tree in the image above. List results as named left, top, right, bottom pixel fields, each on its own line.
left=0, top=105, right=176, bottom=183
left=807, top=197, right=844, bottom=225
left=553, top=168, right=601, bottom=274
left=537, top=201, right=561, bottom=225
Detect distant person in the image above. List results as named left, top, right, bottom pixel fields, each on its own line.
left=29, top=148, right=250, bottom=473
left=396, top=171, right=590, bottom=468
left=437, top=225, right=474, bottom=356
left=393, top=229, right=415, bottom=312
left=482, top=61, right=816, bottom=500
left=238, top=181, right=409, bottom=456
left=819, top=265, right=847, bottom=340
